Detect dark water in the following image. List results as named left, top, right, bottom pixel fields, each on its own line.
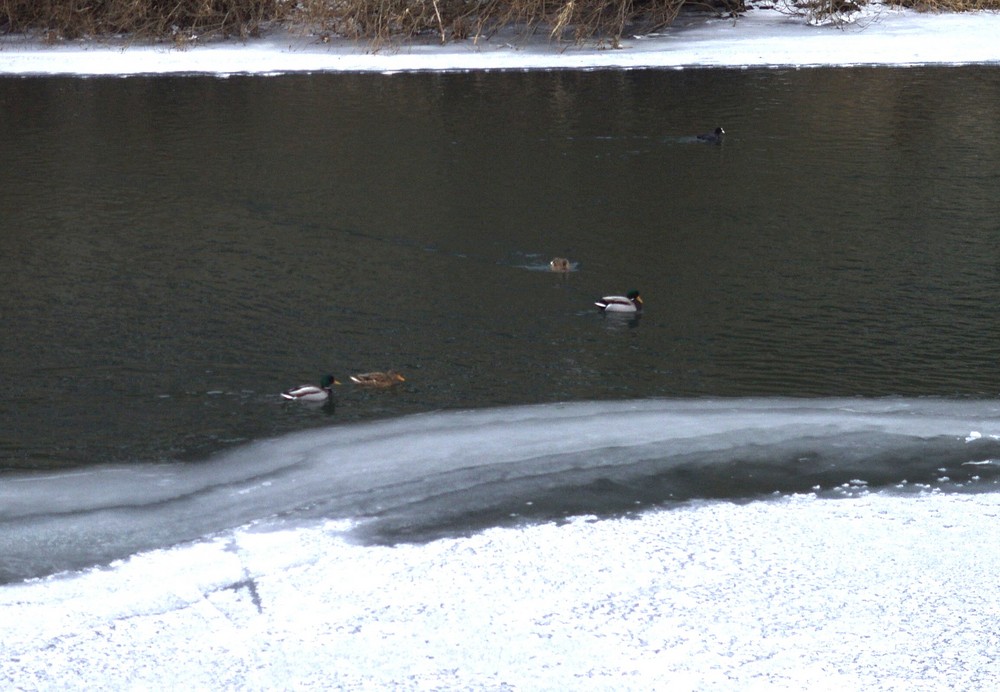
left=3, top=67, right=1000, bottom=472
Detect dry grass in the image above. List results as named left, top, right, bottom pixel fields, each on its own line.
left=1, top=0, right=997, bottom=45
left=295, top=0, right=697, bottom=46
left=0, top=0, right=291, bottom=41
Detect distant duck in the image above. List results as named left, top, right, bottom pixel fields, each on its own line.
left=281, top=374, right=341, bottom=402
left=549, top=257, right=571, bottom=272
left=350, top=370, right=406, bottom=388
left=595, top=290, right=643, bottom=313
left=697, top=127, right=725, bottom=144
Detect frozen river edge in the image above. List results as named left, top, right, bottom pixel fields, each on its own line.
left=4, top=397, right=1000, bottom=689
left=1, top=7, right=1000, bottom=75
left=0, top=495, right=1000, bottom=690
left=3, top=493, right=1000, bottom=689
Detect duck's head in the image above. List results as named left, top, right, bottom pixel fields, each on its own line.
left=714, top=127, right=725, bottom=136
left=320, top=374, right=342, bottom=388
left=627, top=290, right=642, bottom=307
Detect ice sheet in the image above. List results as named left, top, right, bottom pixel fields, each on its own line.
left=4, top=398, right=1000, bottom=583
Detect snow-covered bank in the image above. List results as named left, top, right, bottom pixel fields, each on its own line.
left=3, top=398, right=1000, bottom=689
left=3, top=493, right=999, bottom=690
left=1, top=8, right=999, bottom=75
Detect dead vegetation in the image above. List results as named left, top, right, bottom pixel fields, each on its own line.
left=310, top=0, right=707, bottom=46
left=0, top=0, right=290, bottom=41
left=0, top=0, right=996, bottom=45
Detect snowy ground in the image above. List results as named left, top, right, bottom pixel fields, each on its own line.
left=0, top=6, right=999, bottom=75
left=2, top=493, right=999, bottom=689
left=3, top=399, right=1000, bottom=689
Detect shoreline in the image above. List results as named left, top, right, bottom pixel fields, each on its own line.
left=5, top=492, right=1000, bottom=688
left=1, top=7, right=1000, bottom=75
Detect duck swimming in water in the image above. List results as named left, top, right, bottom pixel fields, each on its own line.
left=350, top=370, right=406, bottom=388
left=595, top=290, right=643, bottom=313
left=697, top=127, right=725, bottom=144
left=549, top=257, right=571, bottom=272
left=281, top=374, right=341, bottom=402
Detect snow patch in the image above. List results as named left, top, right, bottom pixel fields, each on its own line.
left=3, top=494, right=1000, bottom=689
left=0, top=8, right=999, bottom=75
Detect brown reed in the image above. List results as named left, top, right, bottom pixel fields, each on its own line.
left=1, top=0, right=996, bottom=45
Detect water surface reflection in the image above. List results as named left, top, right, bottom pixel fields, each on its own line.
left=2, top=67, right=1000, bottom=470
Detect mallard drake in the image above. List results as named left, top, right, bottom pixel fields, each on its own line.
left=697, top=127, right=725, bottom=144
left=281, top=374, right=341, bottom=402
left=350, top=370, right=406, bottom=388
left=595, top=290, right=643, bottom=313
left=549, top=257, right=571, bottom=272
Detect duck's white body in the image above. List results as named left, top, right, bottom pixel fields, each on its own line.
left=596, top=291, right=643, bottom=313
left=281, top=385, right=331, bottom=402
left=281, top=374, right=340, bottom=402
